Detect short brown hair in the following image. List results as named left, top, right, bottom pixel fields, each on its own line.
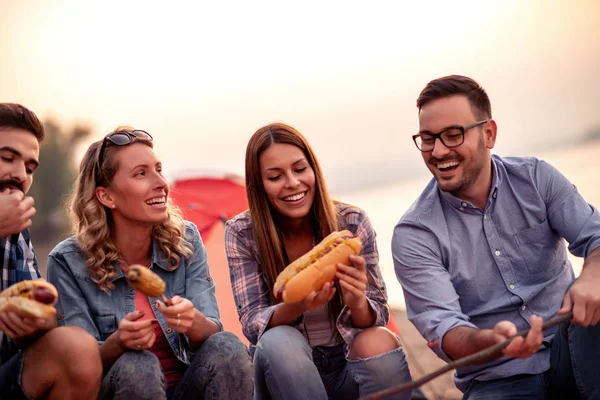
left=0, top=103, right=45, bottom=142
left=417, top=75, right=492, bottom=120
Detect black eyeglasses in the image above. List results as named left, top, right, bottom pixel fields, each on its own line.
left=412, top=120, right=489, bottom=152
left=97, top=130, right=153, bottom=168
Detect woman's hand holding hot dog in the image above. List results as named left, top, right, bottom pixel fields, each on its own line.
left=267, top=283, right=336, bottom=329
left=301, top=281, right=337, bottom=311
left=268, top=231, right=365, bottom=328
left=336, top=254, right=368, bottom=308
left=336, top=254, right=375, bottom=328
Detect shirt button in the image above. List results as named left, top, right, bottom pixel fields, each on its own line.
left=459, top=207, right=465, bottom=212
left=58, top=314, right=65, bottom=320
left=495, top=250, right=501, bottom=256
left=166, top=328, right=173, bottom=334
left=509, top=284, right=515, bottom=289
left=484, top=215, right=488, bottom=220
left=461, top=202, right=467, bottom=207
left=522, top=306, right=527, bottom=311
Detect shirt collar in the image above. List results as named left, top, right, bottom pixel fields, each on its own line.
left=151, top=239, right=173, bottom=271
left=438, top=157, right=502, bottom=211
left=489, top=156, right=502, bottom=203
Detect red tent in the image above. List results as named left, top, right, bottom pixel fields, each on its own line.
left=169, top=173, right=400, bottom=345
left=170, top=173, right=249, bottom=344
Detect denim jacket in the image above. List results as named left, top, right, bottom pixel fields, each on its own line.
left=46, top=221, right=222, bottom=365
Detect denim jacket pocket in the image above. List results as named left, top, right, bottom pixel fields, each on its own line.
left=93, top=313, right=118, bottom=342
left=514, top=219, right=560, bottom=275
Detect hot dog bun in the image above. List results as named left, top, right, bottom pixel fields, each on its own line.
left=273, top=230, right=362, bottom=304
left=0, top=296, right=57, bottom=319
left=0, top=279, right=59, bottom=305
left=0, top=279, right=58, bottom=319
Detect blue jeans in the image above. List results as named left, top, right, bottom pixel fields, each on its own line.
left=463, top=320, right=600, bottom=399
left=253, top=325, right=413, bottom=400
left=100, top=332, right=253, bottom=400
left=0, top=351, right=29, bottom=400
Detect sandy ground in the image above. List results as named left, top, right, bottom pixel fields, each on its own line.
left=393, top=310, right=462, bottom=400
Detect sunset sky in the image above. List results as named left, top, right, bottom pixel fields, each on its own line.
left=1, top=0, right=599, bottom=192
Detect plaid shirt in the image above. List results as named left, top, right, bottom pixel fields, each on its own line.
left=225, top=203, right=389, bottom=351
left=1, top=229, right=40, bottom=291
left=0, top=229, right=40, bottom=364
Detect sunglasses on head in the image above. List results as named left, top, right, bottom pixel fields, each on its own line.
left=97, top=130, right=153, bottom=168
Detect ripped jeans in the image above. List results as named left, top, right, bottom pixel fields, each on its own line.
left=253, top=325, right=413, bottom=400
left=99, top=332, right=253, bottom=400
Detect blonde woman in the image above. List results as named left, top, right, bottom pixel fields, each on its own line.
left=47, top=128, right=253, bottom=400
left=225, top=123, right=413, bottom=400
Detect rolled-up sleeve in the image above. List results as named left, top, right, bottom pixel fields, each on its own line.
left=184, top=222, right=223, bottom=331
left=535, top=159, right=600, bottom=258
left=392, top=220, right=476, bottom=362
left=23, top=232, right=39, bottom=278
left=16, top=229, right=41, bottom=281
left=225, top=221, right=279, bottom=345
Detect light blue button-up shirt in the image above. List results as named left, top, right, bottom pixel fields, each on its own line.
left=392, top=155, right=600, bottom=391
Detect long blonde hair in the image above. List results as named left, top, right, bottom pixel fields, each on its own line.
left=69, top=127, right=192, bottom=292
left=245, top=123, right=340, bottom=303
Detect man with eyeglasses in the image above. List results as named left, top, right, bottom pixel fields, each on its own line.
left=391, top=76, right=600, bottom=398
left=0, top=103, right=103, bottom=399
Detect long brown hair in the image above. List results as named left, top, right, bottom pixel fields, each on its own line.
left=245, top=122, right=340, bottom=304
left=69, top=126, right=192, bottom=292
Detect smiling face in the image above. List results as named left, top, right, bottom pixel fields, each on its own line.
left=418, top=95, right=496, bottom=198
left=259, top=142, right=316, bottom=223
left=96, top=143, right=169, bottom=225
left=0, top=128, right=40, bottom=194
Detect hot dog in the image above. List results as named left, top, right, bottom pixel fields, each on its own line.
left=0, top=279, right=58, bottom=319
left=273, top=230, right=362, bottom=304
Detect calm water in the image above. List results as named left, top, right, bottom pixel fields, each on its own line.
left=339, top=141, right=600, bottom=310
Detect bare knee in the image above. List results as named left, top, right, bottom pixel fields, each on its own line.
left=42, top=326, right=101, bottom=380
left=22, top=326, right=102, bottom=397
left=348, top=326, right=401, bottom=360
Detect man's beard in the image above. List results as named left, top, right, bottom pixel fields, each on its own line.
left=433, top=133, right=487, bottom=195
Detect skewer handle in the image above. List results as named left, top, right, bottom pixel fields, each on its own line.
left=161, top=294, right=172, bottom=306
